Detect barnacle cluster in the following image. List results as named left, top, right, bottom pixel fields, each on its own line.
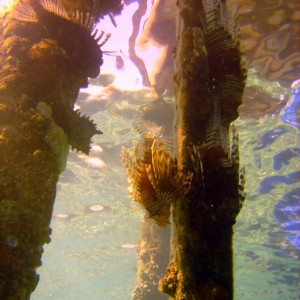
left=121, top=119, right=191, bottom=227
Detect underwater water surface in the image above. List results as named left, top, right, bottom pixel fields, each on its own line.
left=28, top=75, right=300, bottom=300
left=1, top=0, right=299, bottom=299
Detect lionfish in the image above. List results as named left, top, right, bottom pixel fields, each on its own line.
left=182, top=0, right=246, bottom=220
left=189, top=123, right=246, bottom=219
left=11, top=0, right=110, bottom=78
left=121, top=119, right=192, bottom=226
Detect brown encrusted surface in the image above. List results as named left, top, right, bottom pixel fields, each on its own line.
left=159, top=0, right=246, bottom=298
left=132, top=218, right=170, bottom=300
left=0, top=1, right=122, bottom=298
left=0, top=1, right=103, bottom=153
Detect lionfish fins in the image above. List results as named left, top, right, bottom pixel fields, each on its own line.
left=11, top=0, right=96, bottom=32
left=203, top=0, right=239, bottom=43
left=11, top=0, right=67, bottom=23
left=71, top=10, right=96, bottom=32
left=121, top=119, right=191, bottom=226
left=230, top=123, right=240, bottom=168
left=203, top=0, right=247, bottom=123
left=40, top=0, right=68, bottom=19
left=145, top=140, right=192, bottom=225
left=238, top=166, right=246, bottom=211
left=121, top=145, right=158, bottom=219
left=203, top=101, right=231, bottom=165
left=227, top=124, right=246, bottom=215
left=43, top=0, right=96, bottom=31
left=11, top=0, right=38, bottom=23
left=133, top=118, right=163, bottom=138
left=189, top=144, right=205, bottom=190
left=224, top=167, right=245, bottom=216
left=90, top=30, right=111, bottom=48
left=146, top=140, right=174, bottom=199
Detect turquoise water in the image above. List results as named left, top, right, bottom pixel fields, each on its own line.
left=234, top=114, right=300, bottom=299
left=0, top=0, right=299, bottom=299
left=29, top=75, right=300, bottom=299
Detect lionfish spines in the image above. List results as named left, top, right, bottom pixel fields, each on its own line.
left=188, top=144, right=205, bottom=190
left=91, top=28, right=102, bottom=40
left=188, top=122, right=245, bottom=220
left=10, top=0, right=108, bottom=78
left=12, top=0, right=67, bottom=24
left=13, top=0, right=97, bottom=32
left=230, top=124, right=240, bottom=168
left=146, top=140, right=191, bottom=226
left=202, top=0, right=247, bottom=124
left=121, top=119, right=191, bottom=226
left=230, top=125, right=246, bottom=212
left=71, top=10, right=96, bottom=32
left=39, top=0, right=68, bottom=20
left=148, top=140, right=191, bottom=196
left=237, top=166, right=246, bottom=212
left=133, top=118, right=164, bottom=138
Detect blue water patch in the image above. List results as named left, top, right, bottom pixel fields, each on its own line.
left=254, top=126, right=288, bottom=151
left=273, top=188, right=300, bottom=251
left=273, top=148, right=300, bottom=170
left=281, top=86, right=300, bottom=130
left=260, top=171, right=300, bottom=194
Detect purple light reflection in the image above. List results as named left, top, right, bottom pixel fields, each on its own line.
left=96, top=1, right=162, bottom=90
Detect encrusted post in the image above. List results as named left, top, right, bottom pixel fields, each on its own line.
left=159, top=0, right=247, bottom=299
left=0, top=1, right=122, bottom=298
left=132, top=217, right=170, bottom=300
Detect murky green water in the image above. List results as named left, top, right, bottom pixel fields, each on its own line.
left=29, top=73, right=300, bottom=299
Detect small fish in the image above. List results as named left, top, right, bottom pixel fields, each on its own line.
left=11, top=0, right=107, bottom=78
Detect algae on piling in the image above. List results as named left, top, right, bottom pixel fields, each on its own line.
left=0, top=0, right=122, bottom=298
